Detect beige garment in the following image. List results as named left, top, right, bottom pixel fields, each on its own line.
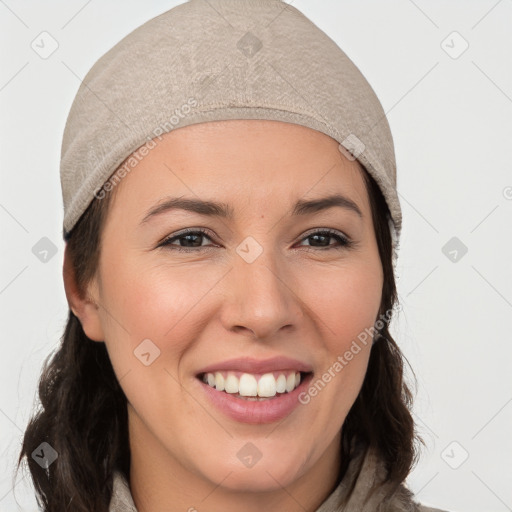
left=108, top=442, right=449, bottom=512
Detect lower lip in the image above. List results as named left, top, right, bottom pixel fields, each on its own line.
left=196, top=373, right=314, bottom=424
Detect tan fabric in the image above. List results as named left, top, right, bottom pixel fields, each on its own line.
left=108, top=442, right=449, bottom=511
left=60, top=0, right=402, bottom=266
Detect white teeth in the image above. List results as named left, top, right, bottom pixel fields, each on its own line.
left=224, top=373, right=239, bottom=393
left=276, top=374, right=287, bottom=393
left=258, top=373, right=277, bottom=397
left=286, top=372, right=296, bottom=392
left=214, top=372, right=225, bottom=391
left=202, top=370, right=304, bottom=397
left=239, top=373, right=258, bottom=396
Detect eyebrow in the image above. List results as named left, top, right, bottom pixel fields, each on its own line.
left=140, top=193, right=363, bottom=224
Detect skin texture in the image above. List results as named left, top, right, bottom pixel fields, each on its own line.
left=64, top=119, right=383, bottom=512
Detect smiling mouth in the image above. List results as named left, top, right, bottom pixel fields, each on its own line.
left=196, top=370, right=313, bottom=399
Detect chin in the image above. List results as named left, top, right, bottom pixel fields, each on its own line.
left=218, top=471, right=296, bottom=493
left=202, top=456, right=305, bottom=493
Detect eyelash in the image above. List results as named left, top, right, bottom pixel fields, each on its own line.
left=158, top=228, right=354, bottom=253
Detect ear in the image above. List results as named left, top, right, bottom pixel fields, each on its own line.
left=63, top=243, right=105, bottom=342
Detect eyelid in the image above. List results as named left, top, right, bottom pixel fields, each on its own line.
left=157, top=227, right=215, bottom=246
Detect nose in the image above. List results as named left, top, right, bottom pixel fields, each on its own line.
left=219, top=245, right=303, bottom=340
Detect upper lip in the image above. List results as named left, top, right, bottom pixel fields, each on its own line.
left=196, top=356, right=314, bottom=376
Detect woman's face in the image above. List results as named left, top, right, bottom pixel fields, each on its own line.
left=77, top=119, right=383, bottom=502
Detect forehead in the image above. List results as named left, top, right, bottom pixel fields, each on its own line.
left=109, top=119, right=369, bottom=217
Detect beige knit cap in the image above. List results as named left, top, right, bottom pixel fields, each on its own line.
left=60, top=0, right=401, bottom=262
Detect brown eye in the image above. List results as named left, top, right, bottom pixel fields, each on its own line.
left=158, top=228, right=354, bottom=253
left=298, top=230, right=353, bottom=250
left=159, top=229, right=216, bottom=252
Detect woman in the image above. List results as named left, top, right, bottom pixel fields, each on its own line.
left=17, top=1, right=449, bottom=510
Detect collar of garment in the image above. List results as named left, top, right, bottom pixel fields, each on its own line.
left=108, top=441, right=448, bottom=512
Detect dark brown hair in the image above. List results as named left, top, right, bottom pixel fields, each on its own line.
left=15, top=165, right=422, bottom=511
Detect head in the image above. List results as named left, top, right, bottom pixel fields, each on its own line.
left=17, top=119, right=420, bottom=510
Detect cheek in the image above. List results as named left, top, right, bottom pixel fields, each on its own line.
left=296, top=260, right=381, bottom=425
left=96, top=256, right=218, bottom=419
left=305, top=259, right=382, bottom=345
left=302, top=260, right=381, bottom=398
left=98, top=252, right=227, bottom=356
